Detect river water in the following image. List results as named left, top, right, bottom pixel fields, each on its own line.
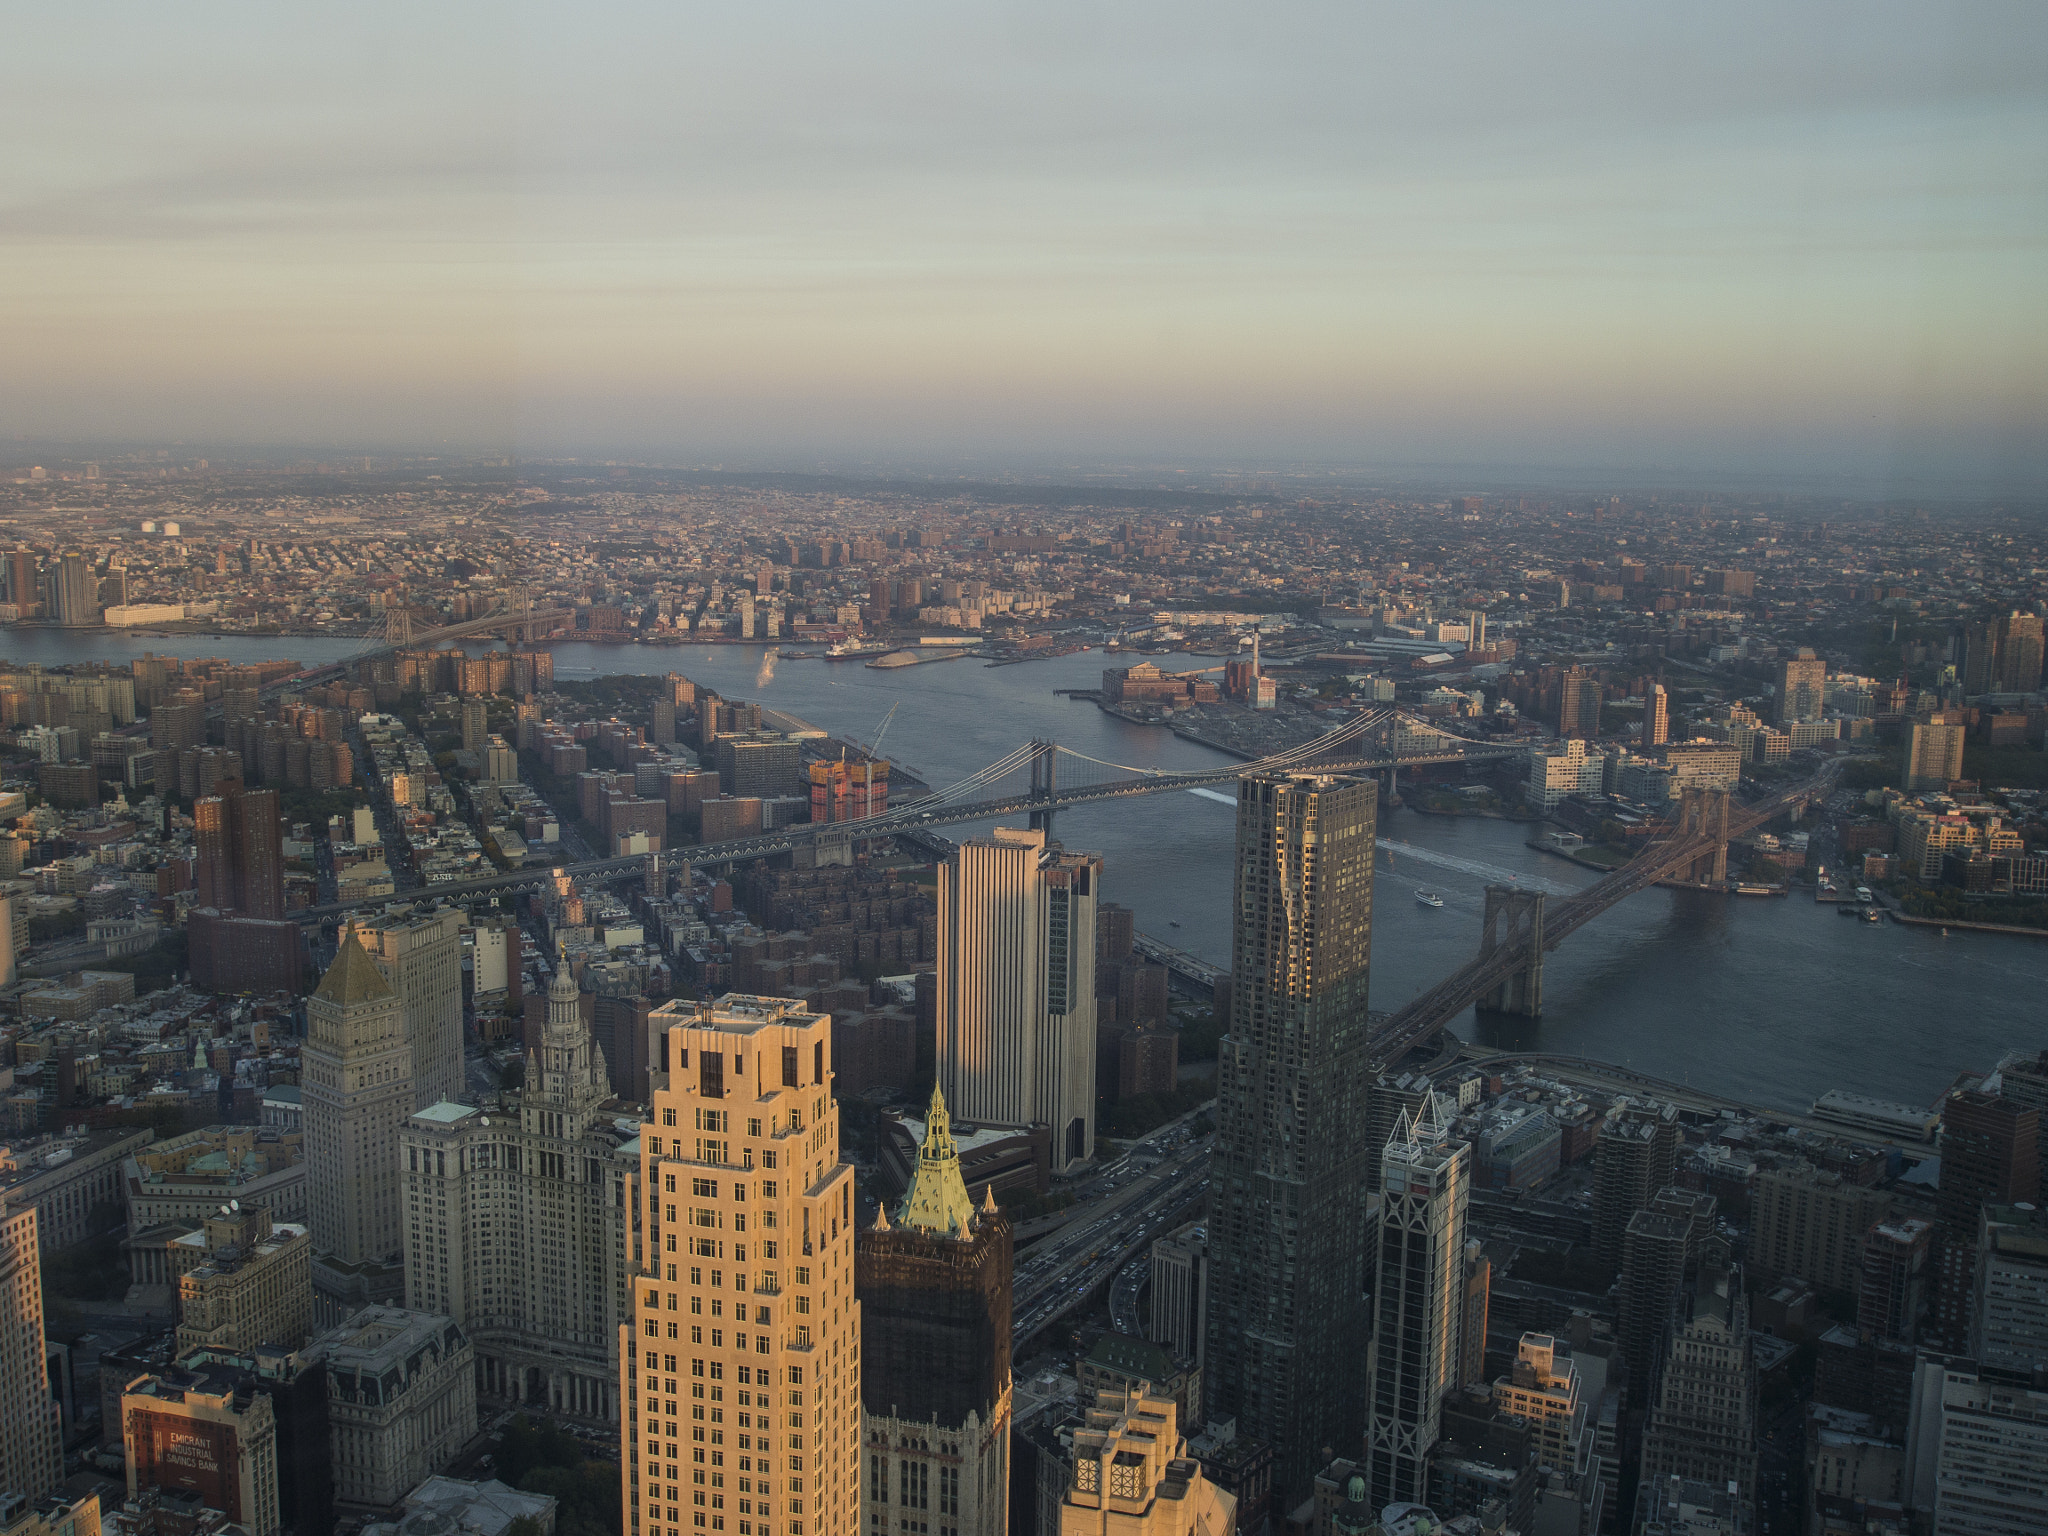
left=10, top=630, right=2036, bottom=1115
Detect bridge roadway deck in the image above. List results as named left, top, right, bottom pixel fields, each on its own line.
left=1367, top=764, right=1840, bottom=1065
left=231, top=609, right=576, bottom=707
left=292, top=741, right=1524, bottom=922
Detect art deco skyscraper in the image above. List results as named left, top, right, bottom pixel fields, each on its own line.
left=622, top=994, right=862, bottom=1536
left=857, top=1087, right=1013, bottom=1536
left=936, top=828, right=1101, bottom=1173
left=1634, top=1249, right=1758, bottom=1530
left=302, top=932, right=414, bottom=1320
left=1365, top=1092, right=1471, bottom=1510
left=403, top=962, right=638, bottom=1420
left=1205, top=770, right=1375, bottom=1500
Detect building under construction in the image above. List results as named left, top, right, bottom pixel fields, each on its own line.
left=810, top=755, right=891, bottom=822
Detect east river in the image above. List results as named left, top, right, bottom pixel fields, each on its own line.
left=8, top=628, right=2038, bottom=1117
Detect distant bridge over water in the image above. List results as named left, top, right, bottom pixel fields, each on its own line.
left=294, top=705, right=1518, bottom=922
left=1366, top=761, right=1841, bottom=1066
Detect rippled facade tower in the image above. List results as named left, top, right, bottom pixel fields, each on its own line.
left=1204, top=771, right=1376, bottom=1500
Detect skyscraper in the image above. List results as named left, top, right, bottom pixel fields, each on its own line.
left=303, top=933, right=414, bottom=1322
left=51, top=551, right=99, bottom=627
left=402, top=963, right=637, bottom=1420
left=194, top=786, right=285, bottom=921
left=1963, top=612, right=2047, bottom=696
left=356, top=907, right=466, bottom=1109
left=1775, top=648, right=1826, bottom=723
left=1058, top=1388, right=1236, bottom=1536
left=5, top=550, right=36, bottom=615
left=1634, top=1251, right=1757, bottom=1531
left=1642, top=683, right=1669, bottom=749
left=1903, top=720, right=1967, bottom=792
left=1932, top=1089, right=2039, bottom=1350
left=0, top=1199, right=62, bottom=1502
left=1971, top=1202, right=2048, bottom=1377
left=1909, top=1360, right=2048, bottom=1536
left=1365, top=1092, right=1471, bottom=1510
left=857, top=1087, right=1013, bottom=1536
left=936, top=827, right=1101, bottom=1173
left=1590, top=1100, right=1680, bottom=1273
left=622, top=994, right=862, bottom=1536
left=1206, top=770, right=1375, bottom=1499
left=1557, top=667, right=1601, bottom=739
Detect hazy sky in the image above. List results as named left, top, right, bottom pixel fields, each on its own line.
left=5, top=2, right=2045, bottom=489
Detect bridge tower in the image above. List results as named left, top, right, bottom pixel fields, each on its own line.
left=1675, top=786, right=1730, bottom=884
left=1476, top=884, right=1545, bottom=1017
left=1028, top=739, right=1059, bottom=834
left=385, top=606, right=414, bottom=650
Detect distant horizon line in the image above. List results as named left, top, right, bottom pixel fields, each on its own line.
left=2, top=442, right=2041, bottom=508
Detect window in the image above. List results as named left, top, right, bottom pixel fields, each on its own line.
left=694, top=1178, right=719, bottom=1197
left=664, top=1110, right=678, bottom=1127
left=869, top=1455, right=888, bottom=1505
left=781, top=1047, right=799, bottom=1087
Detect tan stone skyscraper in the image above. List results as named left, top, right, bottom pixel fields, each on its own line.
left=303, top=933, right=413, bottom=1319
left=622, top=994, right=862, bottom=1536
left=936, top=828, right=1101, bottom=1173
left=0, top=1199, right=62, bottom=1501
left=403, top=961, right=638, bottom=1420
left=356, top=907, right=466, bottom=1109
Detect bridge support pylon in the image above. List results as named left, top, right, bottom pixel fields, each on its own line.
left=1028, top=739, right=1059, bottom=835
left=1476, top=884, right=1545, bottom=1017
left=1676, top=786, right=1730, bottom=884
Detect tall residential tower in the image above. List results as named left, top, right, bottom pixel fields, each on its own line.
left=1205, top=771, right=1376, bottom=1499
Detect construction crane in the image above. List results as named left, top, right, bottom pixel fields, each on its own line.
left=862, top=702, right=899, bottom=763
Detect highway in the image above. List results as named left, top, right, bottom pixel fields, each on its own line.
left=1011, top=1135, right=1211, bottom=1350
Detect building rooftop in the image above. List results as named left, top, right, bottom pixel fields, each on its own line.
left=314, top=932, right=397, bottom=1005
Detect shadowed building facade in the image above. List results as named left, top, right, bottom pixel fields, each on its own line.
left=1204, top=771, right=1376, bottom=1501
left=857, top=1087, right=1013, bottom=1536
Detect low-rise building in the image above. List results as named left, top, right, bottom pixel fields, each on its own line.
left=302, top=1307, right=476, bottom=1510
left=124, top=1127, right=306, bottom=1231
left=122, top=1363, right=281, bottom=1536
left=2, top=1127, right=154, bottom=1251
left=175, top=1204, right=313, bottom=1354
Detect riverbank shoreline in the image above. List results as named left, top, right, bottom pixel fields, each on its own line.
left=1887, top=909, right=2048, bottom=939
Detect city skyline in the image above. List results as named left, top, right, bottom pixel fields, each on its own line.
left=6, top=5, right=2046, bottom=491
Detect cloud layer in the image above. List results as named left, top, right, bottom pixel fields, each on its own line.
left=5, top=1, right=2045, bottom=489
